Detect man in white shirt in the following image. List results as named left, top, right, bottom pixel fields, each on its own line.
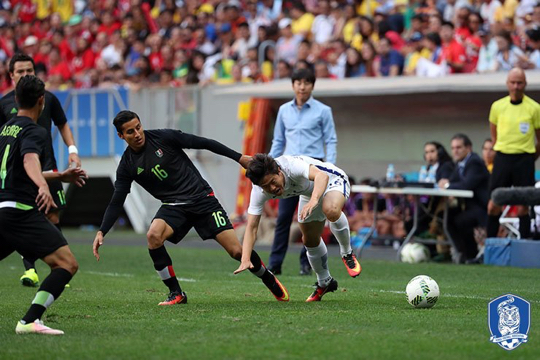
left=311, top=0, right=335, bottom=44
left=234, top=154, right=361, bottom=302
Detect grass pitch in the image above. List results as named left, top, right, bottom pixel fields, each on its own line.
left=0, top=236, right=538, bottom=360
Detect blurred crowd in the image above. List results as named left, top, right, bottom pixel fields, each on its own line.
left=1, top=0, right=540, bottom=93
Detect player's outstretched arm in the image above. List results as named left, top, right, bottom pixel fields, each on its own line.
left=174, top=131, right=244, bottom=163
left=93, top=231, right=104, bottom=261
left=23, top=153, right=57, bottom=214
left=234, top=214, right=261, bottom=274
left=239, top=155, right=252, bottom=169
left=299, top=165, right=329, bottom=221
left=42, top=167, right=88, bottom=187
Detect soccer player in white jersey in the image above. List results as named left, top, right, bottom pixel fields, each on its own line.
left=234, top=154, right=361, bottom=301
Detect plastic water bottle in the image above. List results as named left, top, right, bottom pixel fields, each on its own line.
left=386, top=164, right=395, bottom=182
left=419, top=165, right=428, bottom=182
left=427, top=168, right=436, bottom=184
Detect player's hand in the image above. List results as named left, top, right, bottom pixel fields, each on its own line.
left=239, top=155, right=252, bottom=169
left=234, top=260, right=254, bottom=274
left=299, top=199, right=318, bottom=221
left=93, top=231, right=104, bottom=261
left=69, top=153, right=81, bottom=168
left=36, top=185, right=57, bottom=214
left=60, top=167, right=88, bottom=187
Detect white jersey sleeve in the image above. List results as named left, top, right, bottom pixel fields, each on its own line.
left=247, top=185, right=271, bottom=215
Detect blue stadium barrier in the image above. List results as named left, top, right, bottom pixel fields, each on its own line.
left=52, top=87, right=128, bottom=168
left=484, top=238, right=540, bottom=268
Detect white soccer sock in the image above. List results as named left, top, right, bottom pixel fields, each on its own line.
left=329, top=212, right=352, bottom=256
left=306, top=240, right=332, bottom=287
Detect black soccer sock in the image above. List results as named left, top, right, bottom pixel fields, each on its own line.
left=21, top=268, right=72, bottom=324
left=249, top=250, right=276, bottom=286
left=487, top=215, right=500, bottom=238
left=248, top=250, right=266, bottom=276
left=519, top=216, right=531, bottom=239
left=22, top=257, right=36, bottom=272
left=149, top=246, right=182, bottom=293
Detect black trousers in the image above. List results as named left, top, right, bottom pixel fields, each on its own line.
left=447, top=204, right=487, bottom=261
left=268, top=196, right=309, bottom=269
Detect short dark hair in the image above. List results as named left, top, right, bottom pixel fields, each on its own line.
left=15, top=75, right=45, bottom=109
left=291, top=68, right=316, bottom=84
left=113, top=110, right=140, bottom=134
left=426, top=32, right=442, bottom=47
left=441, top=21, right=455, bottom=29
left=246, top=153, right=280, bottom=186
left=9, top=53, right=35, bottom=74
left=451, top=133, right=472, bottom=147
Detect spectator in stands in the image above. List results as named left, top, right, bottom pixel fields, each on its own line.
left=0, top=60, right=10, bottom=94
left=314, top=60, right=333, bottom=79
left=463, top=12, right=484, bottom=72
left=477, top=26, right=499, bottom=73
left=247, top=59, right=270, bottom=83
left=276, top=18, right=302, bottom=65
left=327, top=39, right=347, bottom=79
left=231, top=22, right=251, bottom=59
left=404, top=32, right=431, bottom=76
left=438, top=133, right=490, bottom=263
left=523, top=26, right=540, bottom=69
left=311, top=0, right=334, bottom=45
left=482, top=138, right=495, bottom=173
left=440, top=21, right=467, bottom=73
left=495, top=30, right=527, bottom=71
left=481, top=0, right=502, bottom=27
left=345, top=47, right=363, bottom=77
left=296, top=39, right=312, bottom=64
left=290, top=1, right=314, bottom=38
left=375, top=36, right=404, bottom=77
left=360, top=41, right=377, bottom=77
left=276, top=59, right=292, bottom=79
left=428, top=14, right=443, bottom=34
left=47, top=47, right=71, bottom=84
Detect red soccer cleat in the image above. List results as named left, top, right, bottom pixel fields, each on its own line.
left=158, top=291, right=187, bottom=305
left=342, top=252, right=362, bottom=278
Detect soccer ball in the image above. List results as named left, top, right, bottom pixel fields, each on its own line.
left=406, top=275, right=440, bottom=308
left=400, top=243, right=430, bottom=263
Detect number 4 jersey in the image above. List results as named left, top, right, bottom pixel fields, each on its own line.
left=0, top=116, right=47, bottom=206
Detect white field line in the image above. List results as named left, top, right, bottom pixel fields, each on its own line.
left=377, top=289, right=540, bottom=304
left=84, top=270, right=197, bottom=282
left=84, top=270, right=135, bottom=278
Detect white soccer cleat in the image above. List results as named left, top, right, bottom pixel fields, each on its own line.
left=15, top=319, right=64, bottom=335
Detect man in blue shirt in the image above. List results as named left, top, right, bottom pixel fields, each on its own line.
left=268, top=68, right=337, bottom=275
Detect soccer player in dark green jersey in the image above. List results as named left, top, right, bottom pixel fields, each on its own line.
left=92, top=110, right=289, bottom=304
left=0, top=75, right=87, bottom=335
left=0, top=53, right=81, bottom=287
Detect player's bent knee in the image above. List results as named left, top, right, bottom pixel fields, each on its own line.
left=66, top=259, right=79, bottom=275
left=323, top=206, right=341, bottom=222
left=228, top=246, right=242, bottom=260
left=146, top=230, right=165, bottom=249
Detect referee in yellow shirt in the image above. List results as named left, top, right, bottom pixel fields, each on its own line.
left=487, top=68, right=540, bottom=239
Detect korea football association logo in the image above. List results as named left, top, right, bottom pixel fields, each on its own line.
left=488, top=294, right=530, bottom=351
